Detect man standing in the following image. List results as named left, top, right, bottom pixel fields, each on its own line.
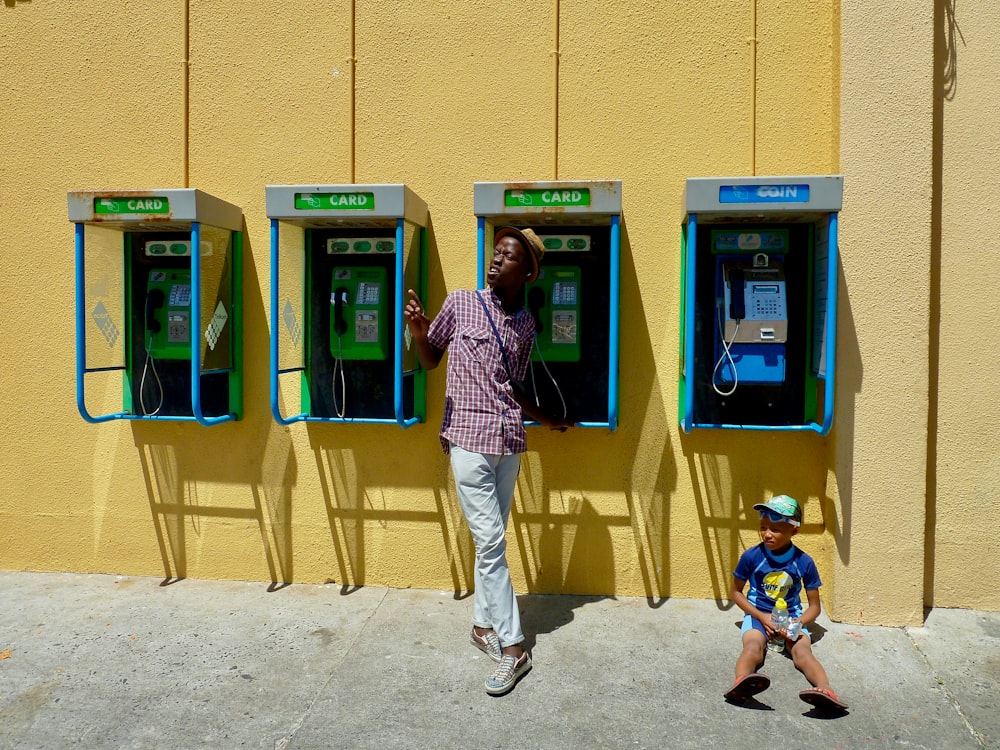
left=404, top=226, right=570, bottom=695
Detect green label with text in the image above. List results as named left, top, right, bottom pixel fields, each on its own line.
left=94, top=197, right=170, bottom=214
left=504, top=188, right=590, bottom=208
left=295, top=192, right=375, bottom=210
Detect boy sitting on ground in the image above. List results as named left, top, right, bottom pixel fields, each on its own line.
left=725, top=494, right=848, bottom=711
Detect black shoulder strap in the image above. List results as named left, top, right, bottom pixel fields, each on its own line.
left=475, top=291, right=516, bottom=381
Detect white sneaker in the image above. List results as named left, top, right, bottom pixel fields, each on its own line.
left=485, top=651, right=532, bottom=695
left=470, top=628, right=502, bottom=663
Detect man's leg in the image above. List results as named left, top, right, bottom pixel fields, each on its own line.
left=450, top=445, right=524, bottom=649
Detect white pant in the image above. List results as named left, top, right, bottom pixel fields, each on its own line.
left=449, top=444, right=524, bottom=648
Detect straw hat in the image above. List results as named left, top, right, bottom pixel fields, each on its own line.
left=494, top=226, right=546, bottom=283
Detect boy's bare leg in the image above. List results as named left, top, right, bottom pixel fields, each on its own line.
left=735, top=630, right=767, bottom=678
left=789, top=635, right=831, bottom=688
left=726, top=630, right=771, bottom=701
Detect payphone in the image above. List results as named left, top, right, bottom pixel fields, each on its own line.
left=329, top=265, right=389, bottom=361
left=474, top=181, right=622, bottom=430
left=527, top=257, right=583, bottom=363
left=68, top=189, right=243, bottom=425
left=145, top=267, right=193, bottom=360
left=328, top=264, right=388, bottom=418
left=266, top=184, right=428, bottom=426
left=679, top=175, right=843, bottom=433
left=711, top=234, right=790, bottom=394
left=139, top=265, right=193, bottom=416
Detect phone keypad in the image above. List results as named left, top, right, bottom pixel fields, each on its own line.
left=552, top=282, right=577, bottom=306
left=169, top=284, right=192, bottom=307
left=752, top=298, right=784, bottom=316
left=356, top=282, right=381, bottom=306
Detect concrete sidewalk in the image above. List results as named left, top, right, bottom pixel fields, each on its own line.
left=0, top=571, right=997, bottom=749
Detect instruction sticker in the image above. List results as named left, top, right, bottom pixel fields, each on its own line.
left=205, top=301, right=229, bottom=350
left=91, top=300, right=119, bottom=348
left=282, top=299, right=301, bottom=348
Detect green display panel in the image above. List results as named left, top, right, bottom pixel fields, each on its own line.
left=330, top=266, right=389, bottom=360
left=526, top=265, right=581, bottom=362
left=145, top=268, right=192, bottom=360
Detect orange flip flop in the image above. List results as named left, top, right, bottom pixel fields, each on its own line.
left=799, top=687, right=849, bottom=711
left=724, top=672, right=770, bottom=702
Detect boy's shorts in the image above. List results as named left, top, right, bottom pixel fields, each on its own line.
left=741, top=613, right=812, bottom=641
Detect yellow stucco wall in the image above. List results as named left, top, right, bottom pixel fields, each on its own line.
left=1, top=1, right=994, bottom=623
left=931, top=3, right=1000, bottom=610
left=832, top=2, right=934, bottom=626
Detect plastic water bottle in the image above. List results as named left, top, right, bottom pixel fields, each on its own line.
left=768, top=597, right=789, bottom=652
left=787, top=619, right=802, bottom=641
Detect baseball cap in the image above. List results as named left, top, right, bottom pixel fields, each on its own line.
left=753, top=494, right=802, bottom=527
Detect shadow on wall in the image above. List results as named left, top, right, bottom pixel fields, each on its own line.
left=307, top=414, right=607, bottom=634
left=297, top=215, right=680, bottom=602
left=824, top=260, right=860, bottom=569
left=680, top=246, right=862, bottom=605
left=682, top=428, right=834, bottom=606
left=304, top=219, right=477, bottom=595
left=134, top=228, right=298, bottom=591
left=308, top=427, right=471, bottom=595
left=135, top=417, right=297, bottom=590
left=514, top=461, right=619, bottom=596
left=511, top=220, right=678, bottom=604
left=618, top=221, right=678, bottom=606
left=922, top=0, right=960, bottom=604
left=941, top=0, right=960, bottom=102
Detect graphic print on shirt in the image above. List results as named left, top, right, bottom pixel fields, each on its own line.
left=761, top=571, right=793, bottom=601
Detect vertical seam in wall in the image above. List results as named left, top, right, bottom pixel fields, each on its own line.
left=831, top=0, right=841, bottom=169
left=925, top=0, right=949, bottom=608
left=183, top=0, right=190, bottom=187
left=349, top=0, right=357, bottom=183
left=750, top=0, right=757, bottom=175
left=553, top=0, right=560, bottom=180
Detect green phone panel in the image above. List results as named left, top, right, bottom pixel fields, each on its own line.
left=330, top=266, right=389, bottom=360
left=526, top=265, right=581, bottom=362
left=146, top=268, right=192, bottom=360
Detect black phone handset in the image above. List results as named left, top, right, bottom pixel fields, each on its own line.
left=331, top=286, right=349, bottom=418
left=140, top=287, right=166, bottom=415
left=145, top=288, right=165, bottom=337
left=527, top=285, right=546, bottom=336
left=728, top=267, right=746, bottom=321
left=333, top=287, right=349, bottom=337
left=713, top=265, right=745, bottom=397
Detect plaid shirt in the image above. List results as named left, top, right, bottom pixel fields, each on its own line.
left=427, top=288, right=535, bottom=455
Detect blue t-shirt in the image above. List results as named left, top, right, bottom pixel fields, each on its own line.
left=733, top=543, right=822, bottom=619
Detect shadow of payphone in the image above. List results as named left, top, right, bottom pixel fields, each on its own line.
left=68, top=189, right=243, bottom=425
left=679, top=175, right=843, bottom=434
left=474, top=180, right=622, bottom=431
left=266, top=184, right=428, bottom=426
